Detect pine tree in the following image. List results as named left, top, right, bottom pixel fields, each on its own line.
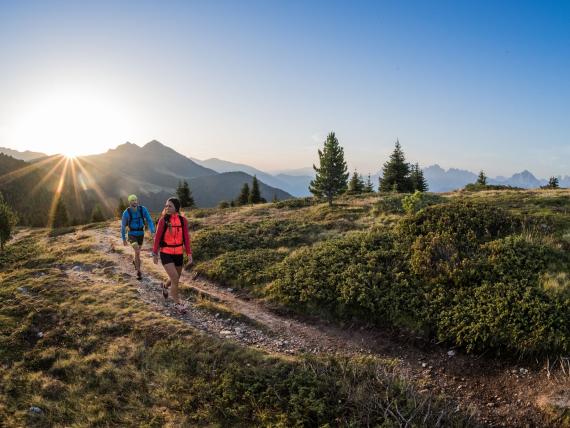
left=272, top=193, right=278, bottom=203
left=237, top=183, right=250, bottom=206
left=364, top=174, right=374, bottom=193
left=379, top=139, right=413, bottom=193
left=52, top=197, right=69, bottom=228
left=309, top=132, right=349, bottom=206
left=410, top=163, right=428, bottom=192
left=115, top=198, right=128, bottom=219
left=176, top=180, right=195, bottom=208
left=548, top=177, right=559, bottom=189
left=476, top=170, right=487, bottom=186
left=347, top=170, right=365, bottom=194
left=0, top=193, right=18, bottom=251
left=91, top=204, right=105, bottom=222
left=249, top=175, right=261, bottom=204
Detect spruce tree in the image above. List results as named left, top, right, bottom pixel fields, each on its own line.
left=237, top=183, right=250, bottom=206
left=364, top=174, right=374, bottom=193
left=52, top=197, right=69, bottom=228
left=0, top=193, right=18, bottom=251
left=410, top=163, right=428, bottom=192
left=249, top=175, right=261, bottom=204
left=379, top=139, right=413, bottom=192
left=309, top=132, right=349, bottom=206
left=546, top=176, right=560, bottom=189
left=476, top=170, right=487, bottom=186
left=347, top=170, right=365, bottom=194
left=177, top=180, right=195, bottom=208
left=91, top=204, right=106, bottom=222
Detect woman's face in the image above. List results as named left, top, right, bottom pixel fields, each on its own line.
left=164, top=200, right=176, bottom=215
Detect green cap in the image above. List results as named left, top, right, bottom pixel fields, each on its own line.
left=128, top=194, right=138, bottom=202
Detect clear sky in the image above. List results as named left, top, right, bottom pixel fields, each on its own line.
left=0, top=0, right=568, bottom=177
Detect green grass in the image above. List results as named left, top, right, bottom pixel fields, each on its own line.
left=0, top=232, right=473, bottom=426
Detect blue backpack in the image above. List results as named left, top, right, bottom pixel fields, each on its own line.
left=127, top=206, right=146, bottom=232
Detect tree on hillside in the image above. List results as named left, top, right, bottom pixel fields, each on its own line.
left=545, top=176, right=560, bottom=189
left=379, top=140, right=413, bottom=193
left=410, top=163, right=428, bottom=192
left=476, top=170, right=487, bottom=186
left=176, top=180, right=195, bottom=208
left=309, top=132, right=349, bottom=206
left=237, top=183, right=250, bottom=206
left=347, top=170, right=365, bottom=194
left=91, top=204, right=106, bottom=223
left=115, top=198, right=128, bottom=219
left=0, top=193, right=18, bottom=251
left=249, top=175, right=261, bottom=204
left=364, top=174, right=374, bottom=193
left=52, top=197, right=69, bottom=228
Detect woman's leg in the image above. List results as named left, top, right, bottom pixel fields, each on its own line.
left=163, top=263, right=181, bottom=304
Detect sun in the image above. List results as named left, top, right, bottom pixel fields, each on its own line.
left=7, top=84, right=135, bottom=157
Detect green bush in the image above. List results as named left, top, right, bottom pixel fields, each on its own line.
left=192, top=220, right=324, bottom=261
left=401, top=191, right=446, bottom=214
left=373, top=194, right=405, bottom=214
left=196, top=248, right=286, bottom=289
left=273, top=197, right=315, bottom=209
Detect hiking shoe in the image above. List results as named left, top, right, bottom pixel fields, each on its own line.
left=161, top=282, right=169, bottom=299
left=137, top=271, right=142, bottom=280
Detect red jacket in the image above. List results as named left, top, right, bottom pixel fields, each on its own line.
left=153, top=214, right=192, bottom=256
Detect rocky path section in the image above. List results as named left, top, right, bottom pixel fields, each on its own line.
left=62, top=226, right=568, bottom=427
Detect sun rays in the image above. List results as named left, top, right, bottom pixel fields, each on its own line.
left=0, top=153, right=117, bottom=227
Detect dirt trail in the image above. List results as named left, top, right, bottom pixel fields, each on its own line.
left=64, top=227, right=568, bottom=427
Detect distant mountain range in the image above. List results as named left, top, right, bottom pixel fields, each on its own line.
left=0, top=147, right=47, bottom=162
left=191, top=158, right=314, bottom=197
left=423, top=165, right=570, bottom=191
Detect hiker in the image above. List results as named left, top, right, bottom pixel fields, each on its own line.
left=152, top=197, right=192, bottom=311
left=121, top=194, right=156, bottom=280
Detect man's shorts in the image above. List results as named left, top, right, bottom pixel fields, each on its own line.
left=160, top=252, right=184, bottom=267
left=128, top=234, right=144, bottom=247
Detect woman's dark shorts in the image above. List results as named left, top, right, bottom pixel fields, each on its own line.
left=128, top=234, right=144, bottom=246
left=160, top=252, right=184, bottom=267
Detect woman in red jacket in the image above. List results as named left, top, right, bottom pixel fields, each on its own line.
left=152, top=197, right=192, bottom=311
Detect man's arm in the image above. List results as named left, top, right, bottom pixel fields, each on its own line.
left=121, top=211, right=128, bottom=242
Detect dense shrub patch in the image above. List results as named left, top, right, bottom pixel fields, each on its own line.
left=192, top=219, right=324, bottom=261
left=196, top=248, right=286, bottom=289
left=270, top=202, right=570, bottom=354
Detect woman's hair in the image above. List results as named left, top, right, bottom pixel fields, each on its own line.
left=161, top=197, right=183, bottom=233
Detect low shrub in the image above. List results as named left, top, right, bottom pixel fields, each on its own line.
left=401, top=191, right=446, bottom=214
left=373, top=194, right=405, bottom=214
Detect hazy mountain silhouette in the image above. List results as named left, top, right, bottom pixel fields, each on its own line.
left=0, top=147, right=47, bottom=162
left=192, top=157, right=313, bottom=197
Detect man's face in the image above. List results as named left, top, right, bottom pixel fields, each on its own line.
left=130, top=199, right=138, bottom=208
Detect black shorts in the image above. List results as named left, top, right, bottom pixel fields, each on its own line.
left=160, top=252, right=184, bottom=267
left=128, top=234, right=144, bottom=246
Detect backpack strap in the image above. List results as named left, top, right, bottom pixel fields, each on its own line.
left=159, top=215, right=187, bottom=248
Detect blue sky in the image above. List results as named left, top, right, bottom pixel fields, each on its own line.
left=0, top=0, right=568, bottom=177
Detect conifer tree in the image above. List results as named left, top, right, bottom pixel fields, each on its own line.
left=379, top=139, right=413, bottom=193
left=272, top=193, right=278, bottom=203
left=91, top=204, right=106, bottom=222
left=309, top=132, right=349, bottom=206
left=237, top=183, right=250, bottom=206
left=410, top=163, right=428, bottom=192
left=546, top=176, right=560, bottom=189
left=52, top=197, right=69, bottom=228
left=347, top=170, right=365, bottom=194
left=249, top=175, right=261, bottom=204
left=364, top=174, right=374, bottom=193
left=476, top=170, right=487, bottom=186
left=176, top=180, right=195, bottom=208
left=0, top=193, right=18, bottom=251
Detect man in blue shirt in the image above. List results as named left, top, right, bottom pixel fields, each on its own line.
left=121, top=194, right=156, bottom=280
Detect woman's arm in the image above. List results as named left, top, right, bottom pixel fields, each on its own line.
left=152, top=218, right=165, bottom=255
